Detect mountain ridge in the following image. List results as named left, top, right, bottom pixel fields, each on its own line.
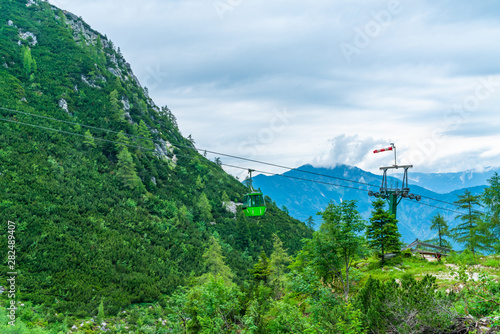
left=253, top=163, right=489, bottom=244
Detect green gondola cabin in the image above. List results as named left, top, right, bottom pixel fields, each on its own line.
left=242, top=192, right=266, bottom=216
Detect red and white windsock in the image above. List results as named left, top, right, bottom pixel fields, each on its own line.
left=373, top=146, right=393, bottom=154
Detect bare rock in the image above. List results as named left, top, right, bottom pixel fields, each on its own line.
left=19, top=31, right=37, bottom=46
left=121, top=98, right=130, bottom=111
left=224, top=201, right=242, bottom=215
left=154, top=138, right=171, bottom=160
left=58, top=99, right=69, bottom=113
left=108, top=67, right=120, bottom=77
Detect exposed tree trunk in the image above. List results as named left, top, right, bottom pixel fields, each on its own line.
left=438, top=225, right=442, bottom=247
left=345, top=252, right=349, bottom=300
left=468, top=204, right=475, bottom=255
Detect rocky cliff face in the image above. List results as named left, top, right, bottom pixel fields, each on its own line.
left=45, top=1, right=177, bottom=160
left=61, top=8, right=145, bottom=97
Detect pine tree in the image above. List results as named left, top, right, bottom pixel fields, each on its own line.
left=366, top=199, right=402, bottom=263
left=482, top=172, right=500, bottom=250
left=200, top=236, right=234, bottom=285
left=173, top=205, right=192, bottom=226
left=269, top=234, right=291, bottom=298
left=195, top=175, right=205, bottom=190
left=316, top=200, right=366, bottom=298
left=451, top=190, right=489, bottom=254
left=162, top=105, right=178, bottom=128
left=305, top=216, right=315, bottom=229
left=96, top=35, right=102, bottom=49
left=109, top=89, right=124, bottom=121
left=250, top=251, right=271, bottom=282
left=94, top=36, right=106, bottom=65
left=187, top=134, right=195, bottom=146
left=83, top=129, right=96, bottom=148
left=297, top=201, right=365, bottom=300
left=429, top=213, right=450, bottom=248
left=139, top=100, right=148, bottom=113
left=221, top=191, right=230, bottom=205
left=96, top=298, right=105, bottom=324
left=22, top=46, right=35, bottom=75
left=197, top=192, right=213, bottom=222
left=137, top=120, right=154, bottom=150
left=221, top=191, right=231, bottom=212
left=116, top=147, right=143, bottom=190
left=116, top=130, right=131, bottom=151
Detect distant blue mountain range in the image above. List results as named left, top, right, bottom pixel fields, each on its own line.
left=253, top=164, right=493, bottom=245
left=400, top=167, right=499, bottom=193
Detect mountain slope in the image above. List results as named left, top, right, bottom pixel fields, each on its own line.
left=0, top=0, right=312, bottom=315
left=402, top=169, right=498, bottom=193
left=253, top=164, right=486, bottom=244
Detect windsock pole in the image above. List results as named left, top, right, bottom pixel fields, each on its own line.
left=373, top=143, right=396, bottom=166
left=392, top=143, right=396, bottom=166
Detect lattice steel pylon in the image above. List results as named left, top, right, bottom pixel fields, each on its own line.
left=369, top=143, right=421, bottom=217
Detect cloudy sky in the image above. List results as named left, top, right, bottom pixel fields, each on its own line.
left=49, top=0, right=500, bottom=177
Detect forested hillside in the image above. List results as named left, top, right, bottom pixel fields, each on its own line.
left=1, top=2, right=500, bottom=334
left=0, top=0, right=311, bottom=316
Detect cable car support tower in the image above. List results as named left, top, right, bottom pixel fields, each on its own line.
left=368, top=143, right=421, bottom=218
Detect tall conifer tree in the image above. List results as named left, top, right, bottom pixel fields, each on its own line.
left=366, top=199, right=401, bottom=263
left=301, top=200, right=365, bottom=299
left=116, top=130, right=130, bottom=151
left=269, top=234, right=291, bottom=298
left=116, top=147, right=143, bottom=190
left=109, top=89, right=124, bottom=121
left=197, top=192, right=213, bottom=222
left=22, top=46, right=34, bottom=74
left=483, top=173, right=500, bottom=251
left=429, top=213, right=450, bottom=248
left=305, top=216, right=315, bottom=229
left=200, top=236, right=234, bottom=285
left=83, top=129, right=96, bottom=148
left=451, top=190, right=490, bottom=254
left=137, top=120, right=154, bottom=150
left=250, top=251, right=271, bottom=282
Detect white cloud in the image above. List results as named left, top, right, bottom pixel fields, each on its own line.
left=313, top=134, right=389, bottom=169
left=48, top=0, right=500, bottom=175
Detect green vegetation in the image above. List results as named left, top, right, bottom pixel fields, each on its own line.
left=0, top=0, right=311, bottom=320
left=451, top=190, right=491, bottom=254
left=356, top=274, right=456, bottom=334
left=366, top=199, right=402, bottom=263
left=1, top=1, right=500, bottom=333
left=429, top=213, right=451, bottom=248
left=482, top=173, right=500, bottom=253
left=305, top=200, right=366, bottom=299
